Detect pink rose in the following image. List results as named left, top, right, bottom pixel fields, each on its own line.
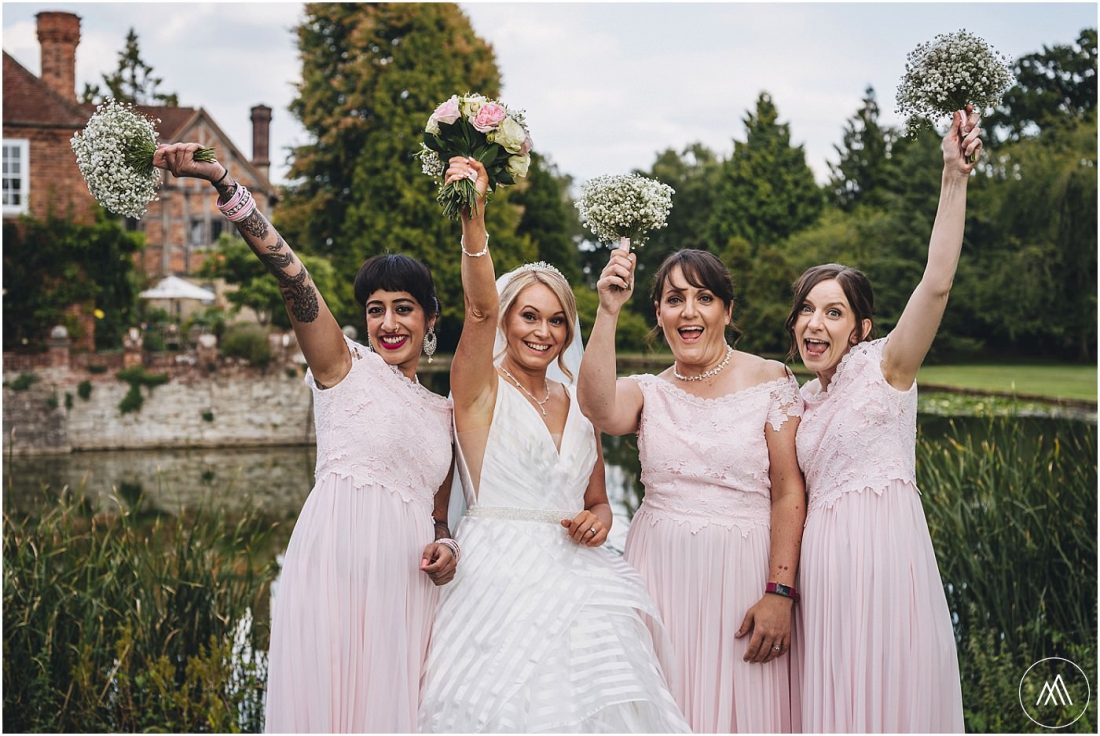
left=520, top=133, right=534, bottom=156
left=431, top=95, right=461, bottom=126
left=471, top=102, right=507, bottom=133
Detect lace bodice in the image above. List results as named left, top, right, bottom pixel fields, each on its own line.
left=797, top=336, right=918, bottom=512
left=631, top=372, right=803, bottom=534
left=458, top=378, right=597, bottom=514
left=306, top=338, right=453, bottom=506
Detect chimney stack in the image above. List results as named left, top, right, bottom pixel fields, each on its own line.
left=250, top=105, right=272, bottom=178
left=36, top=11, right=80, bottom=102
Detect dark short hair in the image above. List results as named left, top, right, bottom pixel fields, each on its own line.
left=354, top=254, right=440, bottom=317
left=649, top=249, right=740, bottom=343
left=785, top=263, right=874, bottom=360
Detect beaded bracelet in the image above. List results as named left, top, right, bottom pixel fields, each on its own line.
left=218, top=184, right=256, bottom=222
left=461, top=232, right=490, bottom=258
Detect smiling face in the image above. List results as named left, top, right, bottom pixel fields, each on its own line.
left=792, top=278, right=871, bottom=381
left=501, top=282, right=570, bottom=373
left=364, top=289, right=433, bottom=373
left=655, top=264, right=732, bottom=367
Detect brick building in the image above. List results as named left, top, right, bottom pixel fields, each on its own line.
left=2, top=11, right=277, bottom=278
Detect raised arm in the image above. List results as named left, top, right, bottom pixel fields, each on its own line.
left=153, top=143, right=350, bottom=387
left=446, top=157, right=500, bottom=420
left=882, top=106, right=983, bottom=390
left=577, top=245, right=645, bottom=435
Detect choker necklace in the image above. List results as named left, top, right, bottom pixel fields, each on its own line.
left=674, top=345, right=733, bottom=382
left=499, top=366, right=550, bottom=416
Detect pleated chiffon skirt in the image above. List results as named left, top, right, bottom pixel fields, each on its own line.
left=625, top=508, right=797, bottom=733
left=264, top=476, right=438, bottom=733
left=795, top=480, right=964, bottom=732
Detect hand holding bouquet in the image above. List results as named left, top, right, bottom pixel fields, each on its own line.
left=895, top=29, right=1014, bottom=139
left=417, top=93, right=533, bottom=220
left=576, top=174, right=675, bottom=251
left=71, top=99, right=215, bottom=219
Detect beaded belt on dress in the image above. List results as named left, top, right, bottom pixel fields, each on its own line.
left=465, top=505, right=575, bottom=524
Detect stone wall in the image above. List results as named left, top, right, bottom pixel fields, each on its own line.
left=3, top=364, right=316, bottom=455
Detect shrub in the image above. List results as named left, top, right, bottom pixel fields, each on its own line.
left=116, top=367, right=169, bottom=415
left=77, top=380, right=93, bottom=400
left=221, top=325, right=272, bottom=368
left=9, top=372, right=39, bottom=391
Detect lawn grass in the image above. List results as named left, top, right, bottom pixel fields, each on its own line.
left=617, top=353, right=1097, bottom=402
left=915, top=363, right=1096, bottom=401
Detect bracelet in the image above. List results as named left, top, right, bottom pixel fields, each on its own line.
left=765, top=581, right=799, bottom=602
left=436, top=537, right=461, bottom=565
left=213, top=166, right=229, bottom=186
left=218, top=184, right=256, bottom=222
left=461, top=232, right=490, bottom=258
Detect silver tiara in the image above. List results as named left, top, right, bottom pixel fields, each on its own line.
left=514, top=261, right=566, bottom=280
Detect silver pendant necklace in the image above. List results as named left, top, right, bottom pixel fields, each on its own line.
left=674, top=345, right=733, bottom=382
left=499, top=366, right=551, bottom=416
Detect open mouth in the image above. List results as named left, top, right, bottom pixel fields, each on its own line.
left=523, top=340, right=550, bottom=353
left=677, top=326, right=703, bottom=344
left=378, top=335, right=409, bottom=351
left=803, top=338, right=829, bottom=358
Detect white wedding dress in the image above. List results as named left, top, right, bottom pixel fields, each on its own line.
left=418, top=377, right=689, bottom=733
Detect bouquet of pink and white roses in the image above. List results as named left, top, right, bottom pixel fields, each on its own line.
left=417, top=93, right=533, bottom=219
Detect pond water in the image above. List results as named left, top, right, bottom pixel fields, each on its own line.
left=5, top=413, right=1092, bottom=552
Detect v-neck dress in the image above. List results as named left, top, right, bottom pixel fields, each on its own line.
left=418, top=377, right=689, bottom=732
left=624, top=372, right=804, bottom=733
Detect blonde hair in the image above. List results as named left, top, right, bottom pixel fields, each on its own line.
left=497, top=268, right=578, bottom=381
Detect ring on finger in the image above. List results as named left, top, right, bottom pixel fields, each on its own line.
left=586, top=527, right=597, bottom=537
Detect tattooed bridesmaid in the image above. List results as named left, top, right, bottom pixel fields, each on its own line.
left=154, top=143, right=457, bottom=733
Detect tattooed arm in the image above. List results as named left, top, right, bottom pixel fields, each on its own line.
left=154, top=143, right=350, bottom=386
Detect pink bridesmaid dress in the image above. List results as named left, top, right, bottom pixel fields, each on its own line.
left=624, top=372, right=803, bottom=733
left=263, top=338, right=453, bottom=732
left=794, top=336, right=964, bottom=732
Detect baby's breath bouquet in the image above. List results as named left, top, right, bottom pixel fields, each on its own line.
left=71, top=99, right=215, bottom=219
left=895, top=29, right=1014, bottom=135
left=576, top=174, right=675, bottom=249
left=417, top=93, right=533, bottom=220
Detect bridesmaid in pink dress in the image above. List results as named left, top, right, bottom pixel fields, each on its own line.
left=579, top=248, right=806, bottom=732
left=153, top=144, right=458, bottom=733
left=789, top=107, right=982, bottom=732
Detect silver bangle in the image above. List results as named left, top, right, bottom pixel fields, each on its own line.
left=461, top=233, right=490, bottom=258
left=437, top=537, right=461, bottom=565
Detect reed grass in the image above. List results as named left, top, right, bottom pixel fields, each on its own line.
left=3, top=487, right=278, bottom=732
left=919, top=417, right=1097, bottom=731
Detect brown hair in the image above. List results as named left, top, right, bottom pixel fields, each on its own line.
left=785, top=263, right=875, bottom=361
left=649, top=249, right=740, bottom=343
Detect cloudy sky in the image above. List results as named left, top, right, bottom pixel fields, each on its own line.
left=3, top=2, right=1094, bottom=186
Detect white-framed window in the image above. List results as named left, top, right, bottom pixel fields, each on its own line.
left=2, top=139, right=30, bottom=216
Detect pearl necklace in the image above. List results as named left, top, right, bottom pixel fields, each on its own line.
left=499, top=366, right=551, bottom=416
left=674, top=345, right=733, bottom=382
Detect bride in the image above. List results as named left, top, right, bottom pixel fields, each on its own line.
left=417, top=157, right=689, bottom=733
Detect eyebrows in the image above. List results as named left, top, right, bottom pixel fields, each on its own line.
left=366, top=297, right=417, bottom=308
left=518, top=302, right=566, bottom=317
left=803, top=297, right=847, bottom=309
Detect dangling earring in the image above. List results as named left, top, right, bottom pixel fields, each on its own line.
left=423, top=327, right=437, bottom=364
left=365, top=335, right=375, bottom=352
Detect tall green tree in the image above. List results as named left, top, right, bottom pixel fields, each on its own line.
left=3, top=211, right=143, bottom=350
left=278, top=3, right=534, bottom=346
left=829, top=86, right=895, bottom=211
left=989, top=28, right=1097, bottom=143
left=707, top=92, right=823, bottom=251
left=80, top=28, right=179, bottom=106
left=513, top=152, right=581, bottom=283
